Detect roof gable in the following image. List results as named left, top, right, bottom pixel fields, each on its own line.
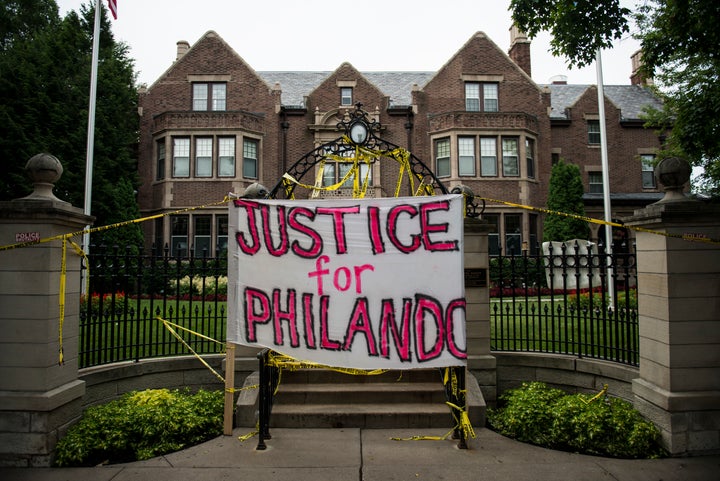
left=546, top=84, right=662, bottom=120
left=424, top=32, right=542, bottom=93
left=147, top=30, right=271, bottom=92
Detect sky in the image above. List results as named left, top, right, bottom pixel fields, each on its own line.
left=56, top=0, right=643, bottom=88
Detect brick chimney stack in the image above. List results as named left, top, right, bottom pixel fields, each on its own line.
left=509, top=25, right=531, bottom=77
left=176, top=40, right=190, bottom=60
left=630, top=50, right=653, bottom=86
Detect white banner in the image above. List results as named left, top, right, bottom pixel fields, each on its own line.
left=227, top=194, right=466, bottom=369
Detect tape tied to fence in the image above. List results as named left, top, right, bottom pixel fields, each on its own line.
left=478, top=196, right=720, bottom=246
left=280, top=139, right=434, bottom=199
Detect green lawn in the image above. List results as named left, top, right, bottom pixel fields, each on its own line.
left=79, top=298, right=227, bottom=368
left=490, top=298, right=639, bottom=364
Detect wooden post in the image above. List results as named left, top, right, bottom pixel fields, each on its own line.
left=223, top=343, right=236, bottom=435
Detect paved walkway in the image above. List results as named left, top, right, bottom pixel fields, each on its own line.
left=1, top=428, right=719, bottom=481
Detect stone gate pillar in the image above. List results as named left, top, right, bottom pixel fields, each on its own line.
left=624, top=158, right=720, bottom=456
left=464, top=216, right=496, bottom=405
left=0, top=154, right=93, bottom=466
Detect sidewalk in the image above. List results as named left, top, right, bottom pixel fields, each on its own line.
left=1, top=427, right=718, bottom=481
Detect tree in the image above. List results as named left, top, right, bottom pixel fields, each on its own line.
left=96, top=177, right=144, bottom=254
left=509, top=0, right=720, bottom=196
left=635, top=0, right=720, bottom=196
left=0, top=1, right=139, bottom=245
left=544, top=160, right=589, bottom=242
left=0, top=0, right=59, bottom=52
left=509, top=0, right=630, bottom=68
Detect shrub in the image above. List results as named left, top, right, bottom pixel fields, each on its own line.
left=487, top=382, right=665, bottom=459
left=55, top=389, right=224, bottom=466
left=568, top=288, right=637, bottom=311
left=80, top=291, right=126, bottom=314
left=168, top=275, right=228, bottom=296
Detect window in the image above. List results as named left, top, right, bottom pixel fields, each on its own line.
left=465, top=82, right=498, bottom=111
left=217, top=215, right=228, bottom=254
left=194, top=216, right=212, bottom=256
left=589, top=171, right=603, bottom=193
left=341, top=87, right=353, bottom=106
left=436, top=138, right=450, bottom=178
left=173, top=138, right=190, bottom=177
left=156, top=139, right=165, bottom=180
left=465, top=83, right=480, bottom=111
left=193, top=83, right=226, bottom=111
left=502, top=138, right=519, bottom=176
left=218, top=137, right=236, bottom=177
left=154, top=218, right=164, bottom=251
left=483, top=83, right=498, bottom=112
left=526, top=138, right=535, bottom=179
left=458, top=137, right=476, bottom=176
left=322, top=162, right=336, bottom=187
left=551, top=152, right=560, bottom=165
left=211, top=83, right=226, bottom=111
left=242, top=138, right=258, bottom=179
left=529, top=214, right=538, bottom=255
left=320, top=161, right=372, bottom=188
left=338, top=163, right=354, bottom=188
left=505, top=214, right=522, bottom=255
left=193, top=84, right=207, bottom=111
left=486, top=214, right=500, bottom=256
left=165, top=215, right=229, bottom=257
left=338, top=162, right=372, bottom=188
left=171, top=215, right=188, bottom=256
left=480, top=137, right=497, bottom=176
left=641, top=154, right=656, bottom=188
left=195, top=138, right=212, bottom=177
left=587, top=120, right=601, bottom=145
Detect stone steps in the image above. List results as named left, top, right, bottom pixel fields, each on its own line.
left=236, top=368, right=486, bottom=430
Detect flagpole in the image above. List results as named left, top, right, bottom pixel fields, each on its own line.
left=596, top=48, right=615, bottom=307
left=82, top=0, right=102, bottom=294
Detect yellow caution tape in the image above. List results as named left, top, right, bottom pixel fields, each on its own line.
left=156, top=317, right=226, bottom=384
left=581, top=383, right=609, bottom=404
left=267, top=351, right=388, bottom=376
left=478, top=196, right=720, bottom=246
left=0, top=196, right=231, bottom=252
left=237, top=428, right=259, bottom=442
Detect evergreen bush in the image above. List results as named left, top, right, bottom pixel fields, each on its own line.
left=55, top=389, right=224, bottom=466
left=487, top=382, right=665, bottom=458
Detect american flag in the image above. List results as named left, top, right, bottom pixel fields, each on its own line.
left=107, top=0, right=117, bottom=20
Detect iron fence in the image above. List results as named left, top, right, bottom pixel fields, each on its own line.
left=490, top=240, right=639, bottom=366
left=79, top=244, right=227, bottom=368
left=79, top=240, right=639, bottom=369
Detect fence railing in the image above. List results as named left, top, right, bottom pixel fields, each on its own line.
left=490, top=240, right=639, bottom=366
left=79, top=244, right=228, bottom=369
left=79, top=240, right=639, bottom=369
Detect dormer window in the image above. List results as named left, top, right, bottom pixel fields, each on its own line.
left=192, top=82, right=226, bottom=111
left=340, top=87, right=353, bottom=106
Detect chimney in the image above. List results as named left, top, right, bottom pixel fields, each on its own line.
left=549, top=75, right=568, bottom=85
left=176, top=40, right=190, bottom=60
left=508, top=25, right=531, bottom=77
left=630, top=50, right=653, bottom=86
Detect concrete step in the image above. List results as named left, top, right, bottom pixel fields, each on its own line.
left=279, top=368, right=442, bottom=384
left=270, top=402, right=453, bottom=429
left=236, top=368, right=486, bottom=430
left=276, top=382, right=446, bottom=404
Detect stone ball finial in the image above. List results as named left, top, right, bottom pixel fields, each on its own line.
left=26, top=153, right=63, bottom=184
left=22, top=153, right=65, bottom=202
left=654, top=156, right=692, bottom=203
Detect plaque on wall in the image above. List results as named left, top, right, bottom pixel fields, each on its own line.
left=464, top=268, right=487, bottom=288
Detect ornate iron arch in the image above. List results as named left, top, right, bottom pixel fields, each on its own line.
left=268, top=103, right=450, bottom=200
